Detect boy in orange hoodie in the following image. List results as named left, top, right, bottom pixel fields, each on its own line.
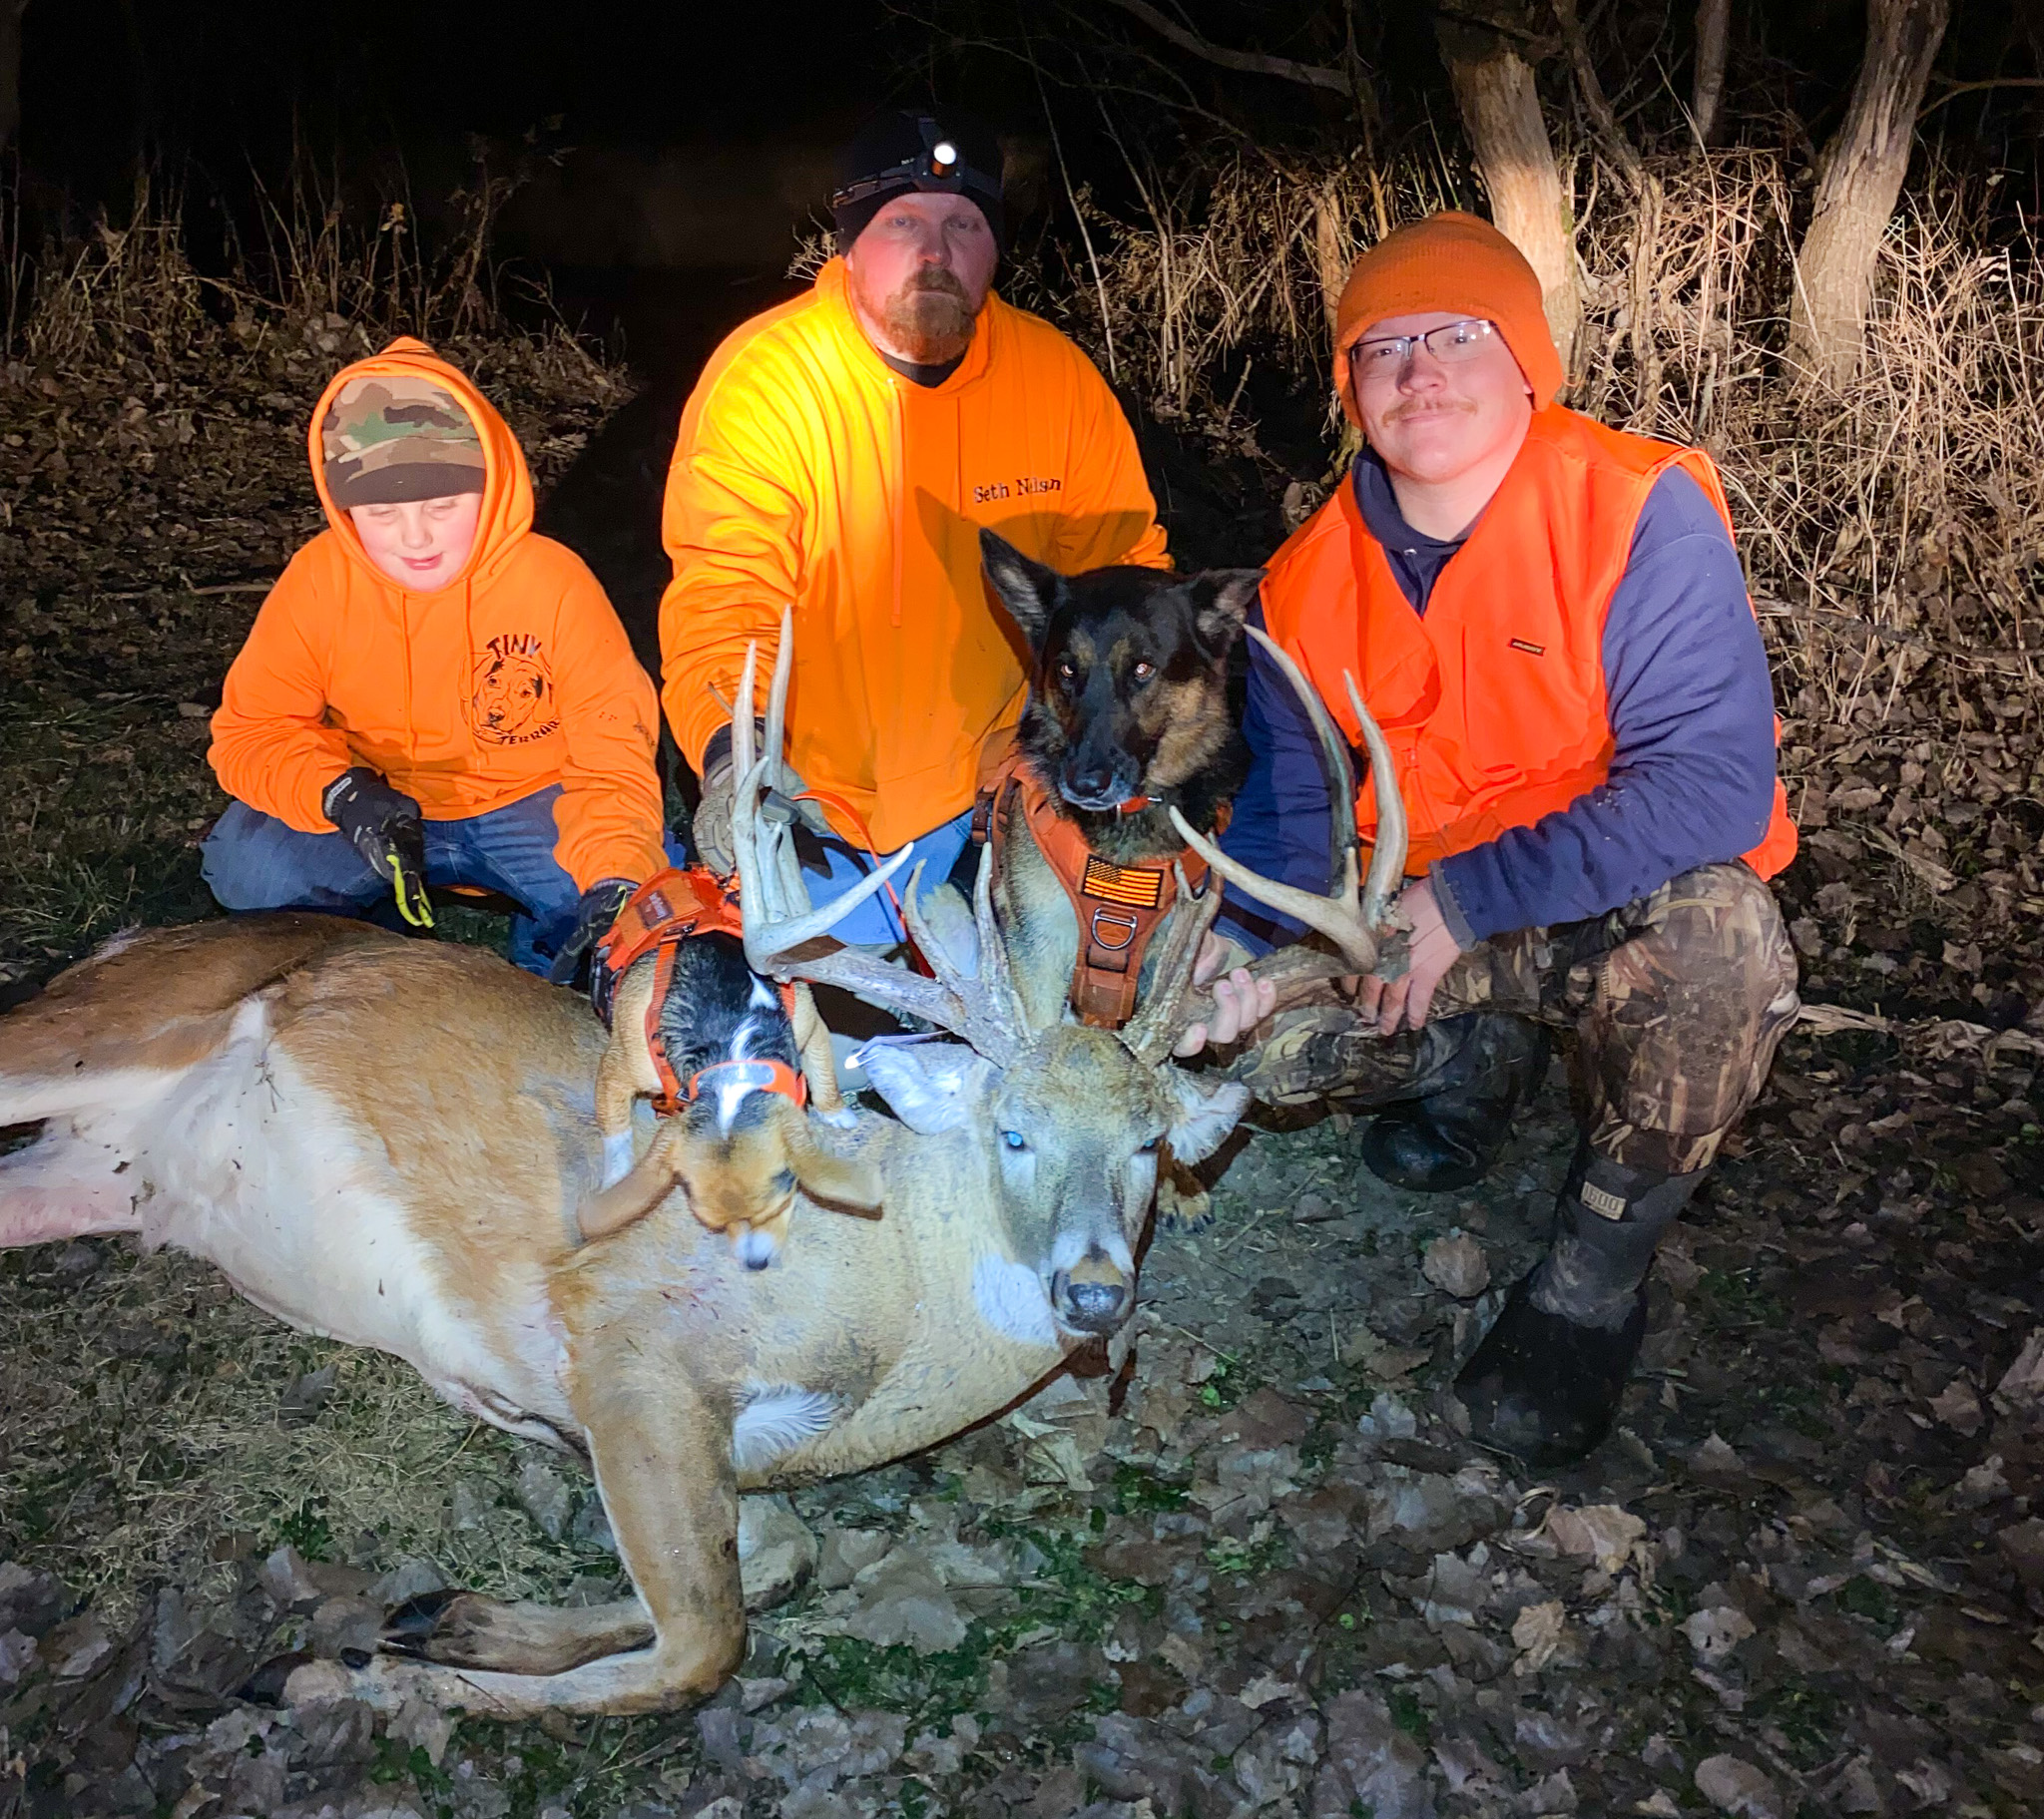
left=204, top=339, right=666, bottom=981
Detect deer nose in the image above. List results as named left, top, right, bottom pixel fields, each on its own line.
left=1054, top=1252, right=1133, bottom=1333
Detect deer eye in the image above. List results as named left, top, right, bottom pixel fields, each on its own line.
left=1000, top=1129, right=1028, bottom=1151
left=771, top=1168, right=796, bottom=1193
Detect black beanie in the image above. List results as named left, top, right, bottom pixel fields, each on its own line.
left=831, top=108, right=1005, bottom=253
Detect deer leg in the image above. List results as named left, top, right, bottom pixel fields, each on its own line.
left=325, top=1373, right=744, bottom=1717
left=0, top=1134, right=142, bottom=1248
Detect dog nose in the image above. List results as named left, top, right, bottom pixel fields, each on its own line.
left=1060, top=757, right=1134, bottom=808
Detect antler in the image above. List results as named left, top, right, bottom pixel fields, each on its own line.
left=733, top=615, right=1031, bottom=1068
left=1166, top=626, right=1407, bottom=976
left=1121, top=862, right=1225, bottom=1067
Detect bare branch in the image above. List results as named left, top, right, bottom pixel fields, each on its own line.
left=1100, top=0, right=1352, bottom=97
left=1918, top=75, right=2044, bottom=121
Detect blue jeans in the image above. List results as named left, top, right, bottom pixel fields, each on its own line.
left=202, top=785, right=581, bottom=977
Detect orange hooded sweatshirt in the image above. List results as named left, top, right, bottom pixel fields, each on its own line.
left=209, top=339, right=666, bottom=891
left=660, top=257, right=1169, bottom=852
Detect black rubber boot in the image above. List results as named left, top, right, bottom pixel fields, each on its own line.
left=1360, top=1013, right=1550, bottom=1192
left=1455, top=1146, right=1704, bottom=1466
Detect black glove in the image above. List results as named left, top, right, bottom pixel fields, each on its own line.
left=322, top=766, right=433, bottom=928
left=553, top=877, right=637, bottom=1000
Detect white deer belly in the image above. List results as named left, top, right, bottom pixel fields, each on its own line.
left=103, top=1004, right=543, bottom=1406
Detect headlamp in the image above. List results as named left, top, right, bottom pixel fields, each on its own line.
left=829, top=116, right=997, bottom=212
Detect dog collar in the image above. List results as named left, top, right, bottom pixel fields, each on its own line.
left=687, top=1056, right=807, bottom=1111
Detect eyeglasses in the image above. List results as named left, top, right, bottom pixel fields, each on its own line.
left=1349, top=318, right=1500, bottom=374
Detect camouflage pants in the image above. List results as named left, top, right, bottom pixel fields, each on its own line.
left=1226, top=862, right=1800, bottom=1175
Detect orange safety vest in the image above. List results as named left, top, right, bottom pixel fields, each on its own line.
left=1260, top=405, right=1797, bottom=883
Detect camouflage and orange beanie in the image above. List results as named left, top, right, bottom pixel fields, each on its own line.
left=321, top=375, right=485, bottom=508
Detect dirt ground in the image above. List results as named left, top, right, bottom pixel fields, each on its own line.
left=1, top=313, right=2041, bottom=1819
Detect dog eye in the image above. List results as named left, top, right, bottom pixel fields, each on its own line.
left=1132, top=661, right=1155, bottom=682
left=1000, top=1129, right=1028, bottom=1151
left=1137, top=1137, right=1161, bottom=1154
left=1056, top=660, right=1077, bottom=682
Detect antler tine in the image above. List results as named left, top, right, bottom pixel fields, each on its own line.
left=1163, top=626, right=1406, bottom=975
left=898, top=842, right=1027, bottom=1065
left=732, top=641, right=760, bottom=811
left=1343, top=670, right=1407, bottom=931
left=764, top=605, right=792, bottom=769
left=1122, top=863, right=1225, bottom=1067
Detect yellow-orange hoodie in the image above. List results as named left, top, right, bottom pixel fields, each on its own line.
left=209, top=338, right=665, bottom=891
left=660, top=258, right=1169, bottom=851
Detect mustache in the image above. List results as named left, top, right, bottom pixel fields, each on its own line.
left=900, top=267, right=970, bottom=301
left=1382, top=395, right=1476, bottom=423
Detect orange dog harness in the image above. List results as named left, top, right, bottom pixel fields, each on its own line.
left=594, top=867, right=805, bottom=1118
left=973, top=759, right=1218, bottom=1031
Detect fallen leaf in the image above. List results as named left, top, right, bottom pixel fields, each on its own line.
left=1511, top=1598, right=1567, bottom=1674
left=1421, top=1233, right=1490, bottom=1298
left=1993, top=1329, right=2044, bottom=1415
left=1681, top=1604, right=1757, bottom=1663
left=1695, top=1752, right=1785, bottom=1818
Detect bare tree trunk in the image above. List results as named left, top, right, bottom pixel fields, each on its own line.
left=1693, top=0, right=1732, bottom=145
left=1312, top=181, right=1347, bottom=340
left=1434, top=9, right=1580, bottom=373
left=1788, top=0, right=1950, bottom=391
left=0, top=2, right=27, bottom=159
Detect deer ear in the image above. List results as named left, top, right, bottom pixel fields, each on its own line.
left=857, top=1040, right=996, bottom=1135
left=1160, top=1071, right=1251, bottom=1165
left=1191, top=570, right=1265, bottom=659
left=980, top=528, right=1061, bottom=650
left=789, top=1126, right=885, bottom=1213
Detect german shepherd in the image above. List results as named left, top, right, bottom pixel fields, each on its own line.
left=979, top=528, right=1263, bottom=876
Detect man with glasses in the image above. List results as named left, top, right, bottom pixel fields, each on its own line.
left=1187, top=211, right=1800, bottom=1466
left=660, top=107, right=1167, bottom=943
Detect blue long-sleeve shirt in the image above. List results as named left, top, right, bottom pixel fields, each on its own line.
left=1218, top=449, right=1780, bottom=954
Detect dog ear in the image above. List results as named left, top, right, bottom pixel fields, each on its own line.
left=1189, top=570, right=1265, bottom=659
left=980, top=528, right=1061, bottom=650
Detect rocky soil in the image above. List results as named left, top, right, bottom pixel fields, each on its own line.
left=0, top=307, right=2040, bottom=1819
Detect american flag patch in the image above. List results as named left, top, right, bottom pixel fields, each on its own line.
left=1082, top=857, right=1167, bottom=909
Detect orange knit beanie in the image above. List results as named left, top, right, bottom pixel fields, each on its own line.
left=1331, top=210, right=1563, bottom=423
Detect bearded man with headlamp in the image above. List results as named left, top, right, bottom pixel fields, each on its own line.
left=659, top=108, right=1168, bottom=941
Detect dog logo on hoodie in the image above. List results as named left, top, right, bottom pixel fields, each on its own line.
left=471, top=633, right=561, bottom=744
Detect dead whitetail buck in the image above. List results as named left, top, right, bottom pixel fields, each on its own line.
left=0, top=625, right=1399, bottom=1718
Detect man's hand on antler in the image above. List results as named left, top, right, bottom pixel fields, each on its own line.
left=694, top=723, right=832, bottom=878
left=1174, top=932, right=1277, bottom=1058
left=1357, top=877, right=1462, bottom=1034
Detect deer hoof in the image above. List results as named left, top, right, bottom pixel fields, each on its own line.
left=1154, top=1175, right=1214, bottom=1233
left=381, top=1588, right=473, bottom=1659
